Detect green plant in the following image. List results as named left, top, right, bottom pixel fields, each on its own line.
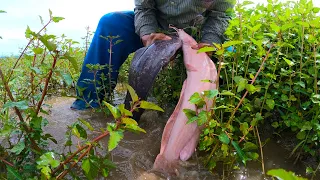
left=0, top=9, right=165, bottom=179
left=267, top=168, right=308, bottom=180
left=180, top=0, right=319, bottom=178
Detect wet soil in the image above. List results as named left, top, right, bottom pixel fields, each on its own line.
left=42, top=95, right=317, bottom=180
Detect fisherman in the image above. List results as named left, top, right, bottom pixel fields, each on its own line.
left=71, top=0, right=235, bottom=110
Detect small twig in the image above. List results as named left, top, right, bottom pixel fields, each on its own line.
left=0, top=157, right=14, bottom=167
left=238, top=125, right=254, bottom=143
left=108, top=38, right=113, bottom=102
left=205, top=143, right=219, bottom=166
left=57, top=145, right=93, bottom=179
left=0, top=68, right=25, bottom=123
left=51, top=144, right=90, bottom=176
left=7, top=19, right=52, bottom=81
left=255, top=127, right=265, bottom=175
left=311, top=161, right=320, bottom=180
left=35, top=51, right=59, bottom=115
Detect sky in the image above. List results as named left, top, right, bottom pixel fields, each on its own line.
left=0, top=0, right=319, bottom=56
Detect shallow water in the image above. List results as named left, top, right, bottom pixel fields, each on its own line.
left=43, top=96, right=314, bottom=180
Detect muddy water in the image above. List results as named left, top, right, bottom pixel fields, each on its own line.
left=43, top=95, right=312, bottom=180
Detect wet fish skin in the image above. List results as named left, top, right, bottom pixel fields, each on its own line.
left=153, top=27, right=218, bottom=176
left=124, top=36, right=182, bottom=121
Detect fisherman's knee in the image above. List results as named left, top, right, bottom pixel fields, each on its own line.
left=98, top=11, right=133, bottom=31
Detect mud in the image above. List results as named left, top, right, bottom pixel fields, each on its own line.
left=42, top=94, right=316, bottom=180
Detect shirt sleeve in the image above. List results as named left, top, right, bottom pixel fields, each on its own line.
left=134, top=0, right=159, bottom=37
left=201, top=0, right=234, bottom=44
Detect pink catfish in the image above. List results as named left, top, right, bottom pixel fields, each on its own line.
left=153, top=27, right=218, bottom=175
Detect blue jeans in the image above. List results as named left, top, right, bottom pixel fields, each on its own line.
left=71, top=11, right=143, bottom=110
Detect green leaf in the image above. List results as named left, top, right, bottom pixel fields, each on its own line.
left=122, top=118, right=138, bottom=125
left=103, top=159, right=117, bottom=169
left=7, top=166, right=23, bottom=180
left=3, top=100, right=29, bottom=110
left=245, top=84, right=257, bottom=94
left=242, top=0, right=254, bottom=6
left=222, top=40, right=242, bottom=48
left=296, top=131, right=306, bottom=140
left=183, top=109, right=197, bottom=120
left=189, top=92, right=202, bottom=104
left=62, top=52, right=79, bottom=72
left=186, top=116, right=198, bottom=124
left=221, top=144, right=229, bottom=157
left=103, top=101, right=121, bottom=119
left=82, top=158, right=90, bottom=175
left=311, top=94, right=320, bottom=104
left=267, top=169, right=308, bottom=180
left=203, top=89, right=219, bottom=99
left=237, top=78, right=247, bottom=92
left=197, top=46, right=216, bottom=53
left=30, top=116, right=42, bottom=129
left=62, top=73, right=73, bottom=86
left=77, top=124, right=87, bottom=139
left=201, top=79, right=214, bottom=83
left=297, top=21, right=309, bottom=28
left=246, top=152, right=259, bottom=160
left=281, top=23, right=295, bottom=31
left=102, top=168, right=109, bottom=177
left=283, top=58, right=294, bottom=66
left=125, top=124, right=146, bottom=133
left=79, top=118, right=94, bottom=131
left=197, top=111, right=208, bottom=126
left=218, top=132, right=230, bottom=144
left=251, top=24, right=262, bottom=32
left=40, top=167, right=51, bottom=179
left=25, top=26, right=34, bottom=39
left=306, top=167, right=314, bottom=174
left=295, top=81, right=305, bottom=88
left=301, top=122, right=312, bottom=131
left=125, top=84, right=139, bottom=103
left=243, top=142, right=258, bottom=151
left=33, top=47, right=44, bottom=54
left=220, top=90, right=235, bottom=96
left=37, top=35, right=57, bottom=51
left=207, top=158, right=217, bottom=170
left=270, top=23, right=280, bottom=32
left=108, top=130, right=124, bottom=151
left=266, top=99, right=275, bottom=109
left=272, top=122, right=279, bottom=128
left=231, top=141, right=250, bottom=165
left=72, top=125, right=80, bottom=138
left=10, top=141, right=25, bottom=155
left=52, top=16, right=65, bottom=23
left=0, top=10, right=7, bottom=13
left=234, top=76, right=242, bottom=84
left=114, top=39, right=123, bottom=45
left=49, top=9, right=52, bottom=17
left=140, top=101, right=164, bottom=112
left=118, top=104, right=133, bottom=117
left=30, top=67, right=41, bottom=74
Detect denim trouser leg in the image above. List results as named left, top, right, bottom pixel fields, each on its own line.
left=71, top=11, right=143, bottom=110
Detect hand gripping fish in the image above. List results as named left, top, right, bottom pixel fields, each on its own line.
left=153, top=27, right=218, bottom=176
left=124, top=36, right=182, bottom=121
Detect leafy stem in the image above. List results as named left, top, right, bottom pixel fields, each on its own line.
left=227, top=44, right=274, bottom=126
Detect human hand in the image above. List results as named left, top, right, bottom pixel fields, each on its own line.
left=191, top=43, right=213, bottom=57
left=141, top=33, right=172, bottom=47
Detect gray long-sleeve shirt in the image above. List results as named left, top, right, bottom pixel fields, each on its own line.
left=134, top=0, right=234, bottom=44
